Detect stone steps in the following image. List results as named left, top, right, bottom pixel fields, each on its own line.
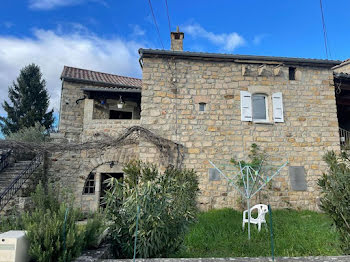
left=0, top=160, right=34, bottom=195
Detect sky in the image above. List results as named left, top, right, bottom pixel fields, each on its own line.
left=0, top=0, right=349, bottom=135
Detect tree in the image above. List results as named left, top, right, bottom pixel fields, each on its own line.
left=0, top=64, right=54, bottom=136
left=318, top=151, right=350, bottom=253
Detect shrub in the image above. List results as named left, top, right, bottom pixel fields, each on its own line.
left=22, top=183, right=84, bottom=262
left=0, top=212, right=24, bottom=233
left=23, top=203, right=84, bottom=262
left=318, top=151, right=350, bottom=253
left=104, top=161, right=199, bottom=258
left=6, top=122, right=49, bottom=143
left=0, top=182, right=105, bottom=262
left=83, top=212, right=107, bottom=249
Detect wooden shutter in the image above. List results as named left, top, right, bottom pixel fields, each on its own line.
left=240, top=91, right=252, bottom=121
left=272, top=92, right=284, bottom=122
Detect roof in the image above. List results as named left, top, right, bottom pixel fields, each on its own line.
left=334, top=72, right=350, bottom=81
left=139, top=49, right=341, bottom=67
left=61, top=66, right=142, bottom=90
left=332, top=59, right=350, bottom=70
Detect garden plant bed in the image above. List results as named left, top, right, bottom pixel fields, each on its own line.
left=170, top=208, right=342, bottom=258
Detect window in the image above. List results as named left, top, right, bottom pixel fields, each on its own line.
left=199, top=102, right=206, bottom=112
left=289, top=67, right=296, bottom=80
left=83, top=172, right=95, bottom=195
left=240, top=91, right=284, bottom=123
left=252, top=94, right=268, bottom=121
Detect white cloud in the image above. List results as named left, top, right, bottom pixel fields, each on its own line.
left=253, top=34, right=268, bottom=45
left=182, top=23, right=245, bottom=52
left=28, top=0, right=106, bottom=10
left=0, top=28, right=144, bottom=119
left=29, top=0, right=83, bottom=9
left=130, top=25, right=146, bottom=37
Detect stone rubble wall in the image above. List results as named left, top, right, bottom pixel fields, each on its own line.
left=140, top=57, right=340, bottom=211
left=54, top=58, right=340, bottom=212
left=333, top=60, right=350, bottom=74
left=48, top=144, right=139, bottom=211
left=58, top=81, right=86, bottom=142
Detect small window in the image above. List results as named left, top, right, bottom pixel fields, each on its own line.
left=199, top=103, right=206, bottom=112
left=289, top=67, right=296, bottom=80
left=110, top=110, right=132, bottom=119
left=252, top=94, right=268, bottom=121
left=83, top=173, right=95, bottom=195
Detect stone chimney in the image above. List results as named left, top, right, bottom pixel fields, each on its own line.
left=170, top=26, right=184, bottom=51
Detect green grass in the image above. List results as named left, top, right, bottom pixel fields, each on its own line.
left=171, top=208, right=342, bottom=258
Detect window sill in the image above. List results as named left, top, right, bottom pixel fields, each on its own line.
left=253, top=121, right=274, bottom=125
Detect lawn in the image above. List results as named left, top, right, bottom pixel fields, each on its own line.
left=171, top=208, right=342, bottom=258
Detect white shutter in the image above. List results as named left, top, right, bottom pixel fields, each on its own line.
left=240, top=91, right=252, bottom=121
left=272, top=92, right=284, bottom=123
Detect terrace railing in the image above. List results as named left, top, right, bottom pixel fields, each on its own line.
left=0, top=150, right=12, bottom=173
left=0, top=153, right=43, bottom=211
left=339, top=127, right=350, bottom=149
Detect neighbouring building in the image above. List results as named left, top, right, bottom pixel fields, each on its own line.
left=48, top=29, right=350, bottom=212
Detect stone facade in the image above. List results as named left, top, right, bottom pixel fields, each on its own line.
left=52, top=44, right=346, bottom=212
left=139, top=54, right=340, bottom=211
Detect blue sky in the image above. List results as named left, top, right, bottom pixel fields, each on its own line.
left=0, top=0, right=349, bottom=135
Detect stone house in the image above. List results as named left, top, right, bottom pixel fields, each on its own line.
left=51, top=29, right=350, bottom=212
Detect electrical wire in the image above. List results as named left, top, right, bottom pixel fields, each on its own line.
left=165, top=0, right=172, bottom=34
left=147, top=0, right=165, bottom=49
left=319, top=0, right=331, bottom=59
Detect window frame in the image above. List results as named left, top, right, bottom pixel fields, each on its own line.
left=252, top=93, right=269, bottom=123
left=83, top=172, right=96, bottom=195
left=199, top=102, right=206, bottom=112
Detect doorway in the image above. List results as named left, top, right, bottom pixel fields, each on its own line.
left=100, top=172, right=124, bottom=208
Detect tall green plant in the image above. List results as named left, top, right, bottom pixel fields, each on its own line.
left=0, top=64, right=54, bottom=135
left=23, top=204, right=84, bottom=262
left=318, top=151, right=350, bottom=253
left=0, top=182, right=105, bottom=262
left=104, top=161, right=199, bottom=258
left=22, top=183, right=84, bottom=262
left=230, top=143, right=266, bottom=168
left=230, top=143, right=271, bottom=207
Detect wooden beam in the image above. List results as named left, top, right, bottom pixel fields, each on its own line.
left=242, top=65, right=249, bottom=76
left=258, top=65, right=267, bottom=76
left=273, top=65, right=283, bottom=76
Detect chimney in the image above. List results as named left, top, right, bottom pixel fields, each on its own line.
left=170, top=26, right=184, bottom=51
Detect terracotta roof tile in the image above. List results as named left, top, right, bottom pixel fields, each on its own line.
left=61, top=66, right=142, bottom=89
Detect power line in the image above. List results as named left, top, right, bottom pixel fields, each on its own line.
left=147, top=0, right=164, bottom=49
left=319, top=0, right=331, bottom=59
left=165, top=0, right=172, bottom=34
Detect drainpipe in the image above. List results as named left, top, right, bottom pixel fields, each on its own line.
left=139, top=56, right=143, bottom=69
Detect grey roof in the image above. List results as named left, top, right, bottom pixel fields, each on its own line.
left=81, top=86, right=141, bottom=93
left=334, top=72, right=350, bottom=81
left=139, top=49, right=341, bottom=67
left=61, top=66, right=142, bottom=90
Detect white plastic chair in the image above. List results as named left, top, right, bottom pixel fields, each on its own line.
left=242, top=204, right=268, bottom=232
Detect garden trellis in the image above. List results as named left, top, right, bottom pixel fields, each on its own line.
left=209, top=160, right=288, bottom=240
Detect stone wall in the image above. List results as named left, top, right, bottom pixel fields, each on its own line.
left=333, top=60, right=350, bottom=74
left=58, top=81, right=86, bottom=142
left=140, top=57, right=340, bottom=211
left=55, top=57, right=340, bottom=212
left=48, top=144, right=139, bottom=211
left=53, top=80, right=168, bottom=211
